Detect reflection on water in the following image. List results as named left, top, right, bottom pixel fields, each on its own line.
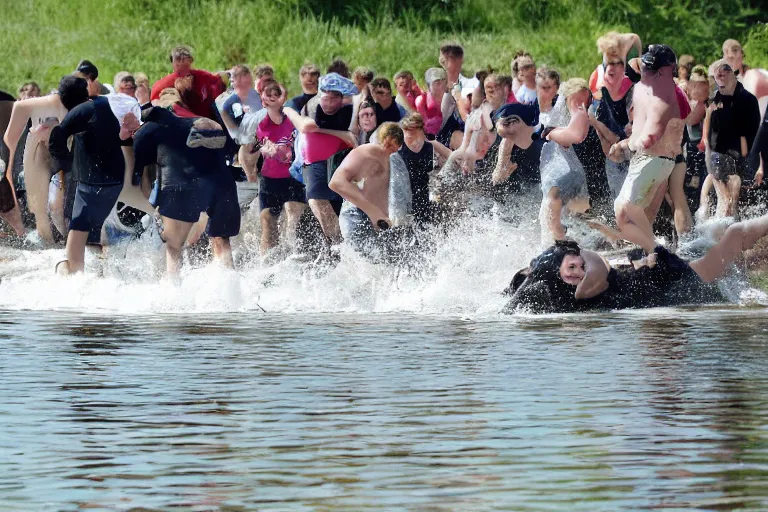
left=2, top=309, right=768, bottom=510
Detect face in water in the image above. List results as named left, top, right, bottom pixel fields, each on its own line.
left=319, top=91, right=343, bottom=115
left=559, top=254, right=586, bottom=286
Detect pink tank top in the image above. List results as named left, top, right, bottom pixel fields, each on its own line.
left=416, top=92, right=443, bottom=135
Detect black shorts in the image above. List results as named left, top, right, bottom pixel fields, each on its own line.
left=0, top=175, right=15, bottom=213
left=259, top=176, right=306, bottom=216
left=70, top=182, right=122, bottom=244
left=155, top=171, right=241, bottom=238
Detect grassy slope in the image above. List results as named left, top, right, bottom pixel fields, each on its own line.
left=1, top=0, right=763, bottom=96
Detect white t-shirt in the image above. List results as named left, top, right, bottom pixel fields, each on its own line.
left=515, top=85, right=537, bottom=105
left=458, top=73, right=479, bottom=99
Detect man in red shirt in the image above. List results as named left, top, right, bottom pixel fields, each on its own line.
left=150, top=45, right=225, bottom=119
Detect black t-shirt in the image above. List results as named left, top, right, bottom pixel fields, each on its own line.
left=596, top=85, right=633, bottom=139
left=133, top=107, right=226, bottom=188
left=313, top=103, right=353, bottom=131
left=375, top=99, right=403, bottom=125
left=398, top=140, right=433, bottom=223
left=574, top=126, right=610, bottom=211
left=709, top=82, right=761, bottom=155
left=48, top=96, right=124, bottom=185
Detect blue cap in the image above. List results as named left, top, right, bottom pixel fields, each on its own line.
left=319, top=72, right=358, bottom=96
left=493, top=103, right=539, bottom=127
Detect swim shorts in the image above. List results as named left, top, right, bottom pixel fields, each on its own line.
left=69, top=182, right=122, bottom=244
left=155, top=171, right=241, bottom=238
left=707, top=151, right=740, bottom=182
left=302, top=160, right=342, bottom=202
left=615, top=153, right=675, bottom=209
left=338, top=203, right=414, bottom=264
left=259, top=176, right=306, bottom=216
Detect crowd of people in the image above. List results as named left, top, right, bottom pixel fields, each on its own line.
left=2, top=33, right=768, bottom=312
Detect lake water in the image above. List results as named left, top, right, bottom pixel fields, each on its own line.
left=2, top=207, right=768, bottom=510
left=3, top=309, right=768, bottom=511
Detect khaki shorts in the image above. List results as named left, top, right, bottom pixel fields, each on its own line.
left=615, top=153, right=675, bottom=209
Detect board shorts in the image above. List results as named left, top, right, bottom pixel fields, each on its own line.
left=707, top=151, right=740, bottom=182
left=70, top=182, right=122, bottom=245
left=259, top=176, right=306, bottom=216
left=302, top=148, right=350, bottom=202
left=153, top=171, right=240, bottom=238
left=615, top=153, right=675, bottom=209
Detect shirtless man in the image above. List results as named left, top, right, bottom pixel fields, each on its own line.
left=609, top=45, right=687, bottom=253
left=329, top=123, right=407, bottom=261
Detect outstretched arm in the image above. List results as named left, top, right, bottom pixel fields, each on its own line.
left=283, top=106, right=318, bottom=134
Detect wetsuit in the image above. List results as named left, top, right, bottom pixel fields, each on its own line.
left=49, top=96, right=125, bottom=243
left=398, top=141, right=434, bottom=224
left=132, top=108, right=240, bottom=238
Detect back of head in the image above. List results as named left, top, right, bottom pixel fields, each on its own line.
left=58, top=75, right=89, bottom=111
left=327, top=58, right=350, bottom=78
left=75, top=59, right=99, bottom=81
left=439, top=42, right=464, bottom=59
left=353, top=67, right=375, bottom=84
left=641, top=44, right=677, bottom=73
left=400, top=112, right=424, bottom=131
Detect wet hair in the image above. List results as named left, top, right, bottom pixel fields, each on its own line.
left=170, top=45, right=194, bottom=62
left=394, top=70, right=414, bottom=82
left=370, top=77, right=392, bottom=92
left=231, top=64, right=251, bottom=79
left=400, top=112, right=425, bottom=131
left=507, top=240, right=582, bottom=313
left=378, top=122, right=404, bottom=146
left=353, top=67, right=375, bottom=84
left=253, top=64, right=274, bottom=80
left=439, top=42, right=464, bottom=59
left=327, top=58, right=350, bottom=78
left=299, top=63, right=320, bottom=77
left=75, top=59, right=99, bottom=81
left=57, top=75, right=89, bottom=111
left=536, top=67, right=561, bottom=88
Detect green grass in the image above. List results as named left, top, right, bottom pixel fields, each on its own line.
left=0, top=0, right=763, bottom=96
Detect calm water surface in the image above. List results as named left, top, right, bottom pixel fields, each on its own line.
left=2, top=309, right=768, bottom=511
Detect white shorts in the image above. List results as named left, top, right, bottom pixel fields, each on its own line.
left=615, top=153, right=675, bottom=209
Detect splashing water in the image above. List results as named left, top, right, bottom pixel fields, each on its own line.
left=0, top=192, right=764, bottom=315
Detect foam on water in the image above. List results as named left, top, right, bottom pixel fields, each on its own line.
left=0, top=195, right=764, bottom=315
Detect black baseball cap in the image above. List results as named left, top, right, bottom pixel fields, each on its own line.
left=641, top=44, right=677, bottom=71
left=493, top=103, right=539, bottom=127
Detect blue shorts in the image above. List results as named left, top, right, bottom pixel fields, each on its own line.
left=154, top=172, right=241, bottom=238
left=302, top=160, right=341, bottom=202
left=69, top=182, right=122, bottom=244
left=259, top=176, right=306, bottom=216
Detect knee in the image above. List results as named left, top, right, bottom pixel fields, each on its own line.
left=211, top=237, right=231, bottom=252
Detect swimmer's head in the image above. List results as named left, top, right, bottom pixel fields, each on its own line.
left=58, top=75, right=89, bottom=111
left=377, top=122, right=404, bottom=154
left=493, top=103, right=538, bottom=139
left=509, top=240, right=582, bottom=311
left=560, top=253, right=586, bottom=286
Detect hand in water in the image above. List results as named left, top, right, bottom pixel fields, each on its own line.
left=608, top=142, right=627, bottom=163
left=491, top=162, right=518, bottom=185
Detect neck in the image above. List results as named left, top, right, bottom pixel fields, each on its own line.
left=513, top=132, right=533, bottom=149
left=407, top=137, right=426, bottom=152
left=302, top=88, right=316, bottom=95
left=524, top=77, right=535, bottom=88
left=446, top=70, right=460, bottom=85
left=604, top=78, right=622, bottom=96
left=235, top=87, right=249, bottom=99
left=379, top=97, right=392, bottom=109
left=267, top=106, right=283, bottom=122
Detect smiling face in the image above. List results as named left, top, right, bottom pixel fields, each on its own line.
left=300, top=72, right=319, bottom=95
left=559, top=254, right=586, bottom=286
left=603, top=56, right=624, bottom=86
left=395, top=76, right=412, bottom=96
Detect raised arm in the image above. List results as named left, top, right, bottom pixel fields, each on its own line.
left=283, top=106, right=318, bottom=134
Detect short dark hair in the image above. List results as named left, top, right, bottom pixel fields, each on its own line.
left=327, top=58, right=350, bottom=78
left=370, top=77, right=392, bottom=92
left=75, top=60, right=99, bottom=80
left=58, top=75, right=89, bottom=111
left=253, top=64, right=274, bottom=79
left=353, top=67, right=375, bottom=83
left=262, top=81, right=282, bottom=97
left=536, top=67, right=560, bottom=88
left=393, top=70, right=414, bottom=82
left=439, top=42, right=464, bottom=59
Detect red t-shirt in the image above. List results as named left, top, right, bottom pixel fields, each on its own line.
left=256, top=114, right=295, bottom=179
left=150, top=69, right=224, bottom=118
left=675, top=85, right=692, bottom=119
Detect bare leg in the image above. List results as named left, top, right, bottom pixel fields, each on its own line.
left=690, top=214, right=768, bottom=282
left=308, top=198, right=341, bottom=245
left=49, top=171, right=67, bottom=237
left=712, top=178, right=732, bottom=218
left=449, top=130, right=464, bottom=150
left=24, top=141, right=54, bottom=243
left=186, top=212, right=208, bottom=245
left=283, top=201, right=305, bottom=252
left=726, top=174, right=742, bottom=218
left=0, top=174, right=25, bottom=236
left=160, top=217, right=194, bottom=276
left=696, top=174, right=714, bottom=221
left=117, top=147, right=154, bottom=215
left=259, top=207, right=278, bottom=256
left=615, top=198, right=659, bottom=253
left=540, top=187, right=565, bottom=242
left=644, top=178, right=668, bottom=224
left=58, top=229, right=90, bottom=274
left=211, top=237, right=234, bottom=268
left=668, top=162, right=693, bottom=236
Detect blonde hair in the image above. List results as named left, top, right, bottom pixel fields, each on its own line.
left=722, top=39, right=742, bottom=54
left=378, top=121, right=404, bottom=146
left=559, top=77, right=589, bottom=99
left=597, top=31, right=621, bottom=58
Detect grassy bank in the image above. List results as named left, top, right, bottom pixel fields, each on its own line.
left=1, top=0, right=764, bottom=96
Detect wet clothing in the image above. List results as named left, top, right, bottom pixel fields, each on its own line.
left=259, top=175, right=306, bottom=216
left=49, top=96, right=125, bottom=186
left=616, top=153, right=674, bottom=207
left=0, top=94, right=15, bottom=213
left=505, top=246, right=723, bottom=314
left=596, top=84, right=633, bottom=140
left=574, top=126, right=610, bottom=212
left=398, top=141, right=435, bottom=224
left=339, top=203, right=414, bottom=264
left=70, top=182, right=122, bottom=243
left=221, top=90, right=262, bottom=128
left=709, top=83, right=760, bottom=158
left=132, top=108, right=240, bottom=237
